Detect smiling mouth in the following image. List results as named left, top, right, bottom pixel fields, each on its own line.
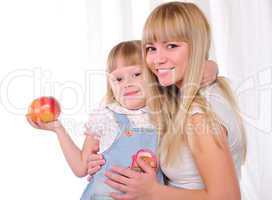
left=156, top=67, right=175, bottom=75
left=124, top=90, right=140, bottom=96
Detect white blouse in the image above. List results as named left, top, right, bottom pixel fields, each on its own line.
left=160, top=82, right=244, bottom=189
left=84, top=102, right=154, bottom=153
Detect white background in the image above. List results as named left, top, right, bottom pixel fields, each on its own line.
left=0, top=0, right=271, bottom=199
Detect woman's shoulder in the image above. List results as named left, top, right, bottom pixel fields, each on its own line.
left=195, top=80, right=242, bottom=147
left=191, top=80, right=238, bottom=132
left=190, top=81, right=229, bottom=114
left=199, top=80, right=234, bottom=113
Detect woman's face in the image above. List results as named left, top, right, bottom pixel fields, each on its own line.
left=145, top=41, right=189, bottom=87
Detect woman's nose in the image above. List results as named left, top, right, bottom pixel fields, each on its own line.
left=154, top=50, right=167, bottom=66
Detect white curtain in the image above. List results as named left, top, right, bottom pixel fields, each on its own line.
left=207, top=1, right=272, bottom=200
left=86, top=0, right=272, bottom=199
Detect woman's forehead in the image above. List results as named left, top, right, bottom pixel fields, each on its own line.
left=143, top=11, right=187, bottom=45
left=143, top=28, right=185, bottom=45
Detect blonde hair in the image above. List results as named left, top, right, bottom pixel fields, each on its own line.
left=142, top=2, right=247, bottom=166
left=105, top=40, right=143, bottom=103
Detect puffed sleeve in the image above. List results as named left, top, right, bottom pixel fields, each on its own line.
left=84, top=108, right=110, bottom=137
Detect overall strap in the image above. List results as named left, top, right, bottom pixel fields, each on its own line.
left=112, top=112, right=131, bottom=133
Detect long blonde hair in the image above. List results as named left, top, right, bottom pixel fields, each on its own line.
left=105, top=40, right=143, bottom=103
left=142, top=2, right=247, bottom=166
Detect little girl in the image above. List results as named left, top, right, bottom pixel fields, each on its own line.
left=26, top=40, right=218, bottom=200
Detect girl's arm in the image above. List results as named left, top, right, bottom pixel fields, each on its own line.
left=26, top=116, right=99, bottom=177
left=55, top=126, right=99, bottom=177
left=104, top=113, right=240, bottom=200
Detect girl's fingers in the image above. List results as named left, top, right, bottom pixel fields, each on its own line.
left=88, top=165, right=101, bottom=175
left=35, top=119, right=47, bottom=128
left=87, top=154, right=104, bottom=162
left=86, top=175, right=92, bottom=181
left=88, top=159, right=105, bottom=169
left=26, top=115, right=40, bottom=129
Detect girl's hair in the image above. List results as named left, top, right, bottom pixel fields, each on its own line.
left=105, top=40, right=143, bottom=103
left=142, top=2, right=247, bottom=166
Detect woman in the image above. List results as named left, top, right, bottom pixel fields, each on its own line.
left=91, top=2, right=247, bottom=200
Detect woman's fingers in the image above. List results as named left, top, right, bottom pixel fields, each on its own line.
left=110, top=166, right=139, bottom=179
left=105, top=168, right=136, bottom=186
left=136, top=158, right=155, bottom=174
left=105, top=178, right=130, bottom=193
left=110, top=192, right=131, bottom=200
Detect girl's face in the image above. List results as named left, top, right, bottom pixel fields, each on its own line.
left=145, top=41, right=189, bottom=87
left=108, top=58, right=146, bottom=110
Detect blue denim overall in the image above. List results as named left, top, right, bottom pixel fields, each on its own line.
left=80, top=110, right=163, bottom=200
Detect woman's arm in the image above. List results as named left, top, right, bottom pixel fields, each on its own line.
left=186, top=113, right=241, bottom=200
left=104, top=113, right=240, bottom=200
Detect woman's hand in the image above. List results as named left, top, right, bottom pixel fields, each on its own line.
left=105, top=158, right=160, bottom=200
left=26, top=114, right=63, bottom=132
left=201, top=60, right=218, bottom=87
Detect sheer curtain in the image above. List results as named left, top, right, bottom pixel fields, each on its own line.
left=207, top=1, right=272, bottom=200
left=86, top=1, right=272, bottom=199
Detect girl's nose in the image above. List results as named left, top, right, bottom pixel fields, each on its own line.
left=124, top=84, right=133, bottom=89
left=124, top=77, right=134, bottom=87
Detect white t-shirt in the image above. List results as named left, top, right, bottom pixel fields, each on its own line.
left=160, top=82, right=244, bottom=189
left=84, top=102, right=154, bottom=153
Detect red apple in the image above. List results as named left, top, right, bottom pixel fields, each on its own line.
left=27, top=96, right=61, bottom=123
left=130, top=149, right=157, bottom=172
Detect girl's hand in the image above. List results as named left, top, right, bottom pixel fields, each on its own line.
left=85, top=134, right=105, bottom=181
left=201, top=60, right=218, bottom=87
left=86, top=152, right=105, bottom=181
left=26, top=115, right=63, bottom=133
left=105, top=158, right=160, bottom=200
